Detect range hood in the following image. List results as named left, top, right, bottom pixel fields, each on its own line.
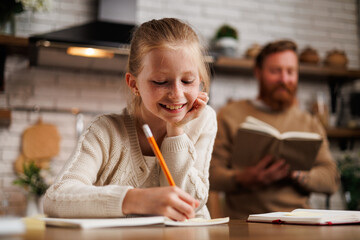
left=29, top=21, right=135, bottom=73
left=29, top=0, right=137, bottom=73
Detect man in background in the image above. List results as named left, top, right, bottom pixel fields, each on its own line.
left=209, top=40, right=340, bottom=219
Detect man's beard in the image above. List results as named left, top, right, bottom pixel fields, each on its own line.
left=258, top=79, right=297, bottom=111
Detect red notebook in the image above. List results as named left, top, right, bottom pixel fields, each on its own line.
left=247, top=209, right=360, bottom=225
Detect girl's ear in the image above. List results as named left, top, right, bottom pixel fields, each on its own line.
left=126, top=73, right=139, bottom=95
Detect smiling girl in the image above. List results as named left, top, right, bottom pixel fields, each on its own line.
left=43, top=18, right=217, bottom=221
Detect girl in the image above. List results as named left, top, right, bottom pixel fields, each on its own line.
left=43, top=18, right=217, bottom=221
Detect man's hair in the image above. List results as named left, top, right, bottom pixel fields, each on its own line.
left=255, top=40, right=298, bottom=69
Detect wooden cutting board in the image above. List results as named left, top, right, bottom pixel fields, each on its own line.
left=14, top=154, right=51, bottom=173
left=22, top=119, right=60, bottom=160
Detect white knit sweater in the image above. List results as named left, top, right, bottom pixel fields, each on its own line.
left=44, top=106, right=217, bottom=219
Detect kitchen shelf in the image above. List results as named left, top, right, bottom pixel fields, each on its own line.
left=212, top=56, right=360, bottom=122
left=213, top=56, right=360, bottom=80
left=326, top=127, right=360, bottom=139
left=0, top=35, right=28, bottom=53
left=0, top=35, right=28, bottom=45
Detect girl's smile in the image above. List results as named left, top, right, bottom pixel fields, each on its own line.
left=160, top=103, right=186, bottom=111
left=128, top=46, right=201, bottom=126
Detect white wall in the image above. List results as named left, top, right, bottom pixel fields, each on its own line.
left=1, top=0, right=358, bottom=215
left=138, top=0, right=359, bottom=69
left=14, top=0, right=98, bottom=37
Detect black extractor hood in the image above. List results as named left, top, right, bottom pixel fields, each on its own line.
left=29, top=0, right=137, bottom=73
left=30, top=21, right=135, bottom=49
left=29, top=21, right=136, bottom=73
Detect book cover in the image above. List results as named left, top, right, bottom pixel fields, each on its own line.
left=42, top=216, right=165, bottom=229
left=247, top=209, right=360, bottom=225
left=231, top=116, right=323, bottom=171
left=42, top=216, right=230, bottom=229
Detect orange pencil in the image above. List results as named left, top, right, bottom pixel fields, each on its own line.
left=142, top=124, right=176, bottom=186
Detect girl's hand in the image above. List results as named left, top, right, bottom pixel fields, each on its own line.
left=122, top=186, right=200, bottom=221
left=166, top=92, right=209, bottom=136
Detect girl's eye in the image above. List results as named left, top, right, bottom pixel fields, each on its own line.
left=182, top=79, right=195, bottom=84
left=152, top=81, right=167, bottom=85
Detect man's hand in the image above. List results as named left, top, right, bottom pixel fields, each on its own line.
left=291, top=170, right=309, bottom=187
left=234, top=155, right=290, bottom=188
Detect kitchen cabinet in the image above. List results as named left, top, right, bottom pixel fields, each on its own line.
left=212, top=56, right=360, bottom=141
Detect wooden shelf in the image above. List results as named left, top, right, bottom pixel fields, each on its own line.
left=213, top=56, right=360, bottom=80
left=213, top=57, right=254, bottom=75
left=214, top=56, right=360, bottom=140
left=326, top=127, right=360, bottom=139
left=0, top=35, right=28, bottom=46
left=0, top=35, right=28, bottom=55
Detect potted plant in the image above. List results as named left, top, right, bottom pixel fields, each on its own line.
left=337, top=153, right=360, bottom=210
left=0, top=0, right=51, bottom=35
left=212, top=24, right=239, bottom=57
left=13, top=161, right=51, bottom=216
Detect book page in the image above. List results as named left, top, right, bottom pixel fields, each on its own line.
left=43, top=216, right=165, bottom=229
left=240, top=122, right=280, bottom=139
left=165, top=217, right=229, bottom=227
left=235, top=116, right=323, bottom=170
left=43, top=216, right=230, bottom=229
left=247, top=212, right=288, bottom=223
left=247, top=211, right=328, bottom=225
left=291, top=209, right=360, bottom=221
left=248, top=209, right=360, bottom=225
left=280, top=131, right=322, bottom=140
left=242, top=116, right=322, bottom=141
left=292, top=209, right=360, bottom=215
left=240, top=116, right=281, bottom=138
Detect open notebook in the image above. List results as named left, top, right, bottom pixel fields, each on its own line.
left=42, top=216, right=230, bottom=229
left=247, top=209, right=360, bottom=225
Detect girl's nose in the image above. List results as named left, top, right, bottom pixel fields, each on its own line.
left=168, top=82, right=183, bottom=99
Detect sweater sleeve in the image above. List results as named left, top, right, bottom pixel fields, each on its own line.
left=209, top=107, right=239, bottom=192
left=301, top=118, right=340, bottom=194
left=160, top=106, right=217, bottom=219
left=43, top=116, right=133, bottom=218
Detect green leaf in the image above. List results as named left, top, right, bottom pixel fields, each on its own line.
left=13, top=160, right=49, bottom=197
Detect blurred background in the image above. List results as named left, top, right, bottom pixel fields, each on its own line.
left=0, top=0, right=359, bottom=216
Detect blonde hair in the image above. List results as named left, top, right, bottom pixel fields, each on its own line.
left=126, top=18, right=210, bottom=114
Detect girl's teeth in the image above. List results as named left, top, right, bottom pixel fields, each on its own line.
left=166, top=105, right=183, bottom=110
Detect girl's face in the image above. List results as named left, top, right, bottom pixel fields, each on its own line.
left=130, top=46, right=201, bottom=125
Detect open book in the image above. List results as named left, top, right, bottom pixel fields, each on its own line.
left=231, top=116, right=323, bottom=170
left=247, top=209, right=360, bottom=225
left=42, top=216, right=230, bottom=229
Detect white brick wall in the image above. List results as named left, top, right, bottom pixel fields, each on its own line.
left=15, top=0, right=98, bottom=37
left=12, top=0, right=359, bottom=68
left=138, top=0, right=359, bottom=69
left=1, top=0, right=358, bottom=215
